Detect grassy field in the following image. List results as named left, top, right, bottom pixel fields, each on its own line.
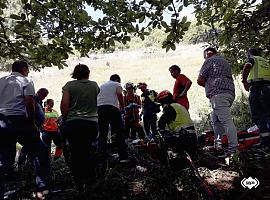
left=0, top=44, right=245, bottom=121
left=32, top=44, right=208, bottom=120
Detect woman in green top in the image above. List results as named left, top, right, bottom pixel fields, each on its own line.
left=60, top=64, right=100, bottom=191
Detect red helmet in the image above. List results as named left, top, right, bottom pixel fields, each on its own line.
left=137, top=82, right=147, bottom=89
left=157, top=90, right=173, bottom=103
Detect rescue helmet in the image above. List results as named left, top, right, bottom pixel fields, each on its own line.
left=124, top=82, right=135, bottom=90
left=157, top=90, right=173, bottom=104
left=137, top=82, right=147, bottom=89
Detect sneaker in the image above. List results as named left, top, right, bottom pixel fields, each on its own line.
left=215, top=145, right=223, bottom=151
left=247, top=125, right=259, bottom=133
left=35, top=190, right=49, bottom=199
left=214, top=143, right=223, bottom=151
left=119, top=158, right=130, bottom=163
left=218, top=150, right=238, bottom=158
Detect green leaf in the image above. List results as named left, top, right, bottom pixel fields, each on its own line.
left=110, top=26, right=116, bottom=34
left=10, top=14, right=21, bottom=20
left=14, top=24, right=26, bottom=33
left=109, top=38, right=115, bottom=46
left=183, top=0, right=189, bottom=7
left=30, top=18, right=37, bottom=26
left=168, top=6, right=173, bottom=11
left=143, top=32, right=150, bottom=36
left=178, top=5, right=183, bottom=12
left=125, top=36, right=131, bottom=42
left=139, top=15, right=145, bottom=23
left=170, top=43, right=176, bottom=50
left=181, top=16, right=187, bottom=23
left=161, top=21, right=168, bottom=28
left=21, top=13, right=26, bottom=20
left=166, top=44, right=170, bottom=52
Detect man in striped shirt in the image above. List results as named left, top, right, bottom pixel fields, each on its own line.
left=197, top=47, right=238, bottom=156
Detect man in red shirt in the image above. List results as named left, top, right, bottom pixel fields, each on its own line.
left=169, top=65, right=192, bottom=110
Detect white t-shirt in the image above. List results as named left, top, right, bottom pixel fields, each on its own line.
left=97, top=80, right=122, bottom=108
left=0, top=72, right=35, bottom=116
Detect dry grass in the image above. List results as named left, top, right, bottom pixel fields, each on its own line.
left=1, top=44, right=244, bottom=120
left=36, top=44, right=207, bottom=120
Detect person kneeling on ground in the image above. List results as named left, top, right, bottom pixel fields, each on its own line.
left=156, top=90, right=197, bottom=159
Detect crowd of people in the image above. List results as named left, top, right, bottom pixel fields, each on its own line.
left=0, top=47, right=269, bottom=199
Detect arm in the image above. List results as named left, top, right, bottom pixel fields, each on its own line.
left=158, top=105, right=176, bottom=130
left=137, top=96, right=142, bottom=108
left=180, top=79, right=192, bottom=97
left=25, top=95, right=36, bottom=125
left=116, top=86, right=124, bottom=110
left=60, top=90, right=70, bottom=121
left=197, top=75, right=206, bottom=87
left=197, top=59, right=211, bottom=87
left=242, top=63, right=252, bottom=91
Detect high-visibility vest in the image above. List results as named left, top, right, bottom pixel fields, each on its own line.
left=247, top=56, right=270, bottom=83
left=167, top=103, right=193, bottom=132
left=43, top=108, right=59, bottom=132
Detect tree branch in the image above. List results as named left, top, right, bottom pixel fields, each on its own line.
left=0, top=19, right=26, bottom=60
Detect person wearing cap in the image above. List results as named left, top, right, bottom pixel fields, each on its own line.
left=0, top=61, right=50, bottom=199
left=197, top=47, right=238, bottom=156
left=123, top=82, right=145, bottom=140
left=242, top=48, right=270, bottom=146
left=169, top=65, right=192, bottom=111
left=156, top=90, right=197, bottom=158
left=137, top=82, right=160, bottom=139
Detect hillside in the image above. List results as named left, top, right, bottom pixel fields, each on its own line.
left=30, top=44, right=207, bottom=120
left=0, top=44, right=246, bottom=122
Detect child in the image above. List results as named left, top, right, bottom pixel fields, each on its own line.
left=42, top=99, right=62, bottom=160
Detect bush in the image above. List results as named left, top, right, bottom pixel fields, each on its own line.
left=231, top=92, right=251, bottom=131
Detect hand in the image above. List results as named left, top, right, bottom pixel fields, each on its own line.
left=31, top=123, right=39, bottom=133
left=132, top=103, right=140, bottom=108
left=139, top=113, right=143, bottom=120
left=242, top=81, right=250, bottom=92
left=120, top=108, right=126, bottom=115
left=178, top=92, right=186, bottom=97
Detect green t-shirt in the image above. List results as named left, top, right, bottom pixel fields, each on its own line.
left=63, top=79, right=100, bottom=122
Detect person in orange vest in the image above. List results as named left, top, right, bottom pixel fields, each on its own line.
left=42, top=99, right=62, bottom=160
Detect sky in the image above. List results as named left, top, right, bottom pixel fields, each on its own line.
left=85, top=3, right=195, bottom=22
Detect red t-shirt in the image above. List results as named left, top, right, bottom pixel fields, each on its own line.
left=173, top=74, right=190, bottom=110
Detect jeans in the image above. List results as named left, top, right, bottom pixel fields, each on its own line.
left=249, top=83, right=270, bottom=133
left=0, top=115, right=50, bottom=199
left=143, top=113, right=157, bottom=138
left=61, top=120, right=98, bottom=189
left=210, top=93, right=238, bottom=151
left=124, top=120, right=145, bottom=139
left=98, top=105, right=128, bottom=159
left=42, top=131, right=62, bottom=155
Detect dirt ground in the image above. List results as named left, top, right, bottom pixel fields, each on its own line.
left=4, top=142, right=270, bottom=200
